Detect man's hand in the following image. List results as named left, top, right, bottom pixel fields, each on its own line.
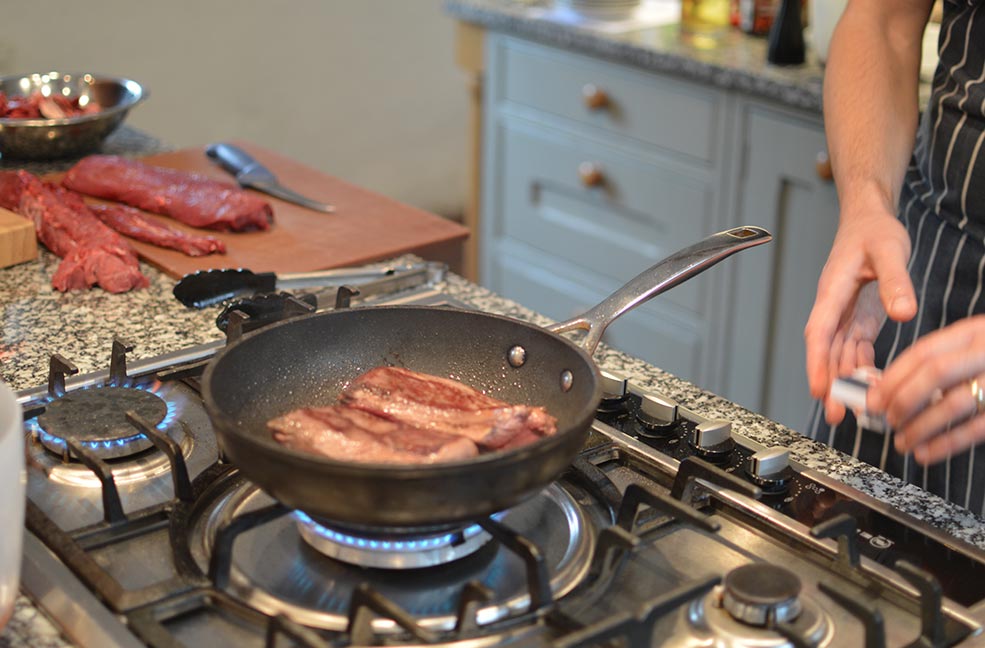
left=870, top=316, right=985, bottom=464
left=803, top=199, right=915, bottom=424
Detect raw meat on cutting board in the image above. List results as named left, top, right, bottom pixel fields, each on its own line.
left=63, top=155, right=272, bottom=232
left=90, top=203, right=226, bottom=257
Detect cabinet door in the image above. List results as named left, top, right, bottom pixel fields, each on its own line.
left=481, top=116, right=716, bottom=382
left=480, top=34, right=732, bottom=387
left=724, top=103, right=839, bottom=432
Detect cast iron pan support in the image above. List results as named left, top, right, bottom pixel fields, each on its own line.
left=670, top=456, right=762, bottom=504
left=265, top=614, right=332, bottom=648
left=454, top=581, right=494, bottom=635
left=810, top=513, right=861, bottom=570
left=618, top=483, right=721, bottom=533
left=479, top=517, right=553, bottom=612
left=109, top=337, right=134, bottom=387
left=818, top=581, right=887, bottom=648
left=551, top=575, right=721, bottom=648
left=347, top=584, right=440, bottom=645
left=47, top=353, right=78, bottom=399
left=64, top=438, right=126, bottom=524
left=896, top=560, right=947, bottom=648
left=208, top=503, right=291, bottom=590
left=126, top=411, right=194, bottom=502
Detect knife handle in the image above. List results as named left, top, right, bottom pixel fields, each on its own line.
left=206, top=143, right=261, bottom=177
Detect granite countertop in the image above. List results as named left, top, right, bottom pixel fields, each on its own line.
left=0, top=129, right=977, bottom=645
left=445, top=0, right=934, bottom=113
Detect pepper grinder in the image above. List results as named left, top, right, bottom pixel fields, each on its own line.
left=767, top=0, right=805, bottom=65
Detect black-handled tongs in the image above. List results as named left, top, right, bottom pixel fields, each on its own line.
left=173, top=261, right=434, bottom=309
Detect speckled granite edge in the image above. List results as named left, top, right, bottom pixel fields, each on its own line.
left=0, top=596, right=69, bottom=648
left=444, top=0, right=825, bottom=113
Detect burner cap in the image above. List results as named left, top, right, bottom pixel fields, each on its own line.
left=722, top=563, right=802, bottom=627
left=295, top=512, right=496, bottom=569
left=37, top=386, right=168, bottom=460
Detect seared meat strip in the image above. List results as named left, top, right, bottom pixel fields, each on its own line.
left=90, top=203, right=227, bottom=257
left=269, top=405, right=479, bottom=464
left=13, top=173, right=148, bottom=293
left=340, top=367, right=557, bottom=449
left=62, top=155, right=272, bottom=232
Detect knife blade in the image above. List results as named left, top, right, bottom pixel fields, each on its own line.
left=205, top=142, right=335, bottom=213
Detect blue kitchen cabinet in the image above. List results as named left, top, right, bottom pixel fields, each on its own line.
left=478, top=33, right=838, bottom=431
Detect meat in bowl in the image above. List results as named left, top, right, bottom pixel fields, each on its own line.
left=268, top=366, right=558, bottom=464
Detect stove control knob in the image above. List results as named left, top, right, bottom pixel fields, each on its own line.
left=748, top=447, right=790, bottom=477
left=598, top=370, right=630, bottom=415
left=745, top=446, right=794, bottom=492
left=635, top=393, right=678, bottom=437
left=600, top=370, right=628, bottom=399
left=689, top=420, right=735, bottom=462
left=640, top=393, right=677, bottom=425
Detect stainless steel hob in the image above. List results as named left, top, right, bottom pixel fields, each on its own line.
left=16, top=276, right=985, bottom=647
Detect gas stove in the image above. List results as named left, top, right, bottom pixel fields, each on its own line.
left=15, top=278, right=985, bottom=647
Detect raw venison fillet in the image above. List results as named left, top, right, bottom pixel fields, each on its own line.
left=340, top=367, right=558, bottom=449
left=90, top=203, right=227, bottom=256
left=62, top=155, right=272, bottom=232
left=268, top=405, right=479, bottom=464
left=13, top=172, right=148, bottom=293
left=0, top=170, right=28, bottom=210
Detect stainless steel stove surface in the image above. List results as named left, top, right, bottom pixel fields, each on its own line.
left=16, top=283, right=985, bottom=647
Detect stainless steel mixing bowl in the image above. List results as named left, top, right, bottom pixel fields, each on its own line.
left=0, top=72, right=147, bottom=160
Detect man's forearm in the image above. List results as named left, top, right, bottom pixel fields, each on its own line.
left=823, top=0, right=932, bottom=219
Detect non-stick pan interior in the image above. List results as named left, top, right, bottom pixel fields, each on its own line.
left=204, top=306, right=600, bottom=454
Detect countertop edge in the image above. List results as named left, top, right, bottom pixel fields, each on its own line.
left=443, top=0, right=826, bottom=114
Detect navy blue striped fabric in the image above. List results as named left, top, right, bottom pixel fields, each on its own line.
left=808, top=0, right=985, bottom=511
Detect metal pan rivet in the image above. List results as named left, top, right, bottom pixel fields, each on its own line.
left=560, top=370, right=574, bottom=392
left=508, top=345, right=527, bottom=368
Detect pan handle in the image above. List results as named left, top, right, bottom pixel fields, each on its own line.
left=547, top=226, right=773, bottom=354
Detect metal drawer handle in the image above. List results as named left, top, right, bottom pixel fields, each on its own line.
left=578, top=161, right=605, bottom=187
left=582, top=83, right=609, bottom=110
left=815, top=151, right=834, bottom=182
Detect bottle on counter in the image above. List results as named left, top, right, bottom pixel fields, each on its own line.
left=681, top=0, right=731, bottom=32
left=739, top=0, right=776, bottom=36
left=766, top=0, right=805, bottom=65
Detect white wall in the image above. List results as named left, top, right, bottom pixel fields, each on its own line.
left=1, top=1, right=468, bottom=217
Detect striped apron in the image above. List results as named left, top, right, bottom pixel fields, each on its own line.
left=807, top=0, right=985, bottom=512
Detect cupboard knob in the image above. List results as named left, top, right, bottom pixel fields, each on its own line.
left=815, top=151, right=834, bottom=182
left=582, top=83, right=609, bottom=110
left=578, top=162, right=605, bottom=187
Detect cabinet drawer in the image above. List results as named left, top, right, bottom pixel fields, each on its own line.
left=493, top=36, right=722, bottom=163
left=495, top=117, right=714, bottom=315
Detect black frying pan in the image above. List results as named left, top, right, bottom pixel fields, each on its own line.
left=201, top=226, right=771, bottom=528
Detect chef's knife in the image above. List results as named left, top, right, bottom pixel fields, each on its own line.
left=205, top=142, right=335, bottom=213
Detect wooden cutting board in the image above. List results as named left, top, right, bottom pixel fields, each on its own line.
left=57, top=141, right=469, bottom=279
